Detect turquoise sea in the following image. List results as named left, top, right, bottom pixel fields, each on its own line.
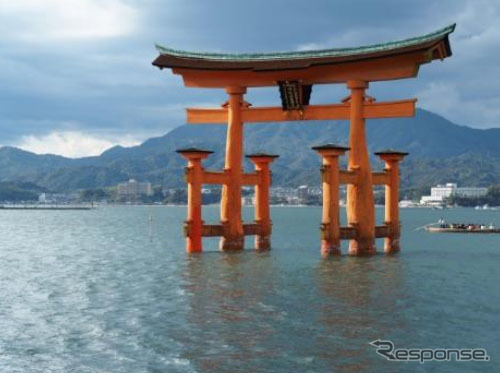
left=0, top=205, right=498, bottom=372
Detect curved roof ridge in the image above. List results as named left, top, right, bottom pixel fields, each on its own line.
left=155, top=24, right=455, bottom=61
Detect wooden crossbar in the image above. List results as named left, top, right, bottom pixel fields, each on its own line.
left=186, top=99, right=416, bottom=124
left=187, top=223, right=393, bottom=239
left=199, top=171, right=259, bottom=185
left=242, top=172, right=260, bottom=185
left=339, top=170, right=357, bottom=184
left=372, top=171, right=390, bottom=185
left=202, top=171, right=228, bottom=184
left=184, top=223, right=263, bottom=238
left=338, top=224, right=392, bottom=240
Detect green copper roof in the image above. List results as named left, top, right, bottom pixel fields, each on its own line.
left=155, top=24, right=455, bottom=61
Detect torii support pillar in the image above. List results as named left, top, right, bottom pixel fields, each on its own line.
left=313, top=144, right=349, bottom=257
left=176, top=148, right=214, bottom=253
left=375, top=150, right=408, bottom=253
left=220, top=86, right=246, bottom=251
left=346, top=80, right=376, bottom=256
left=246, top=153, right=279, bottom=250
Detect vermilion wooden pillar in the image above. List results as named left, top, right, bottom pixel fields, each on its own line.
left=220, top=86, right=246, bottom=250
left=346, top=80, right=376, bottom=256
left=375, top=150, right=408, bottom=253
left=313, top=144, right=349, bottom=257
left=246, top=153, right=279, bottom=250
left=176, top=148, right=213, bottom=253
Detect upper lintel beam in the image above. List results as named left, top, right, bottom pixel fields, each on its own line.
left=169, top=49, right=438, bottom=88
left=156, top=24, right=455, bottom=87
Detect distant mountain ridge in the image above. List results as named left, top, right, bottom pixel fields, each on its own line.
left=1, top=109, right=499, bottom=192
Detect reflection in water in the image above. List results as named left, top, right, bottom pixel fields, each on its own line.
left=181, top=251, right=280, bottom=372
left=179, top=250, right=406, bottom=372
left=316, top=255, right=405, bottom=371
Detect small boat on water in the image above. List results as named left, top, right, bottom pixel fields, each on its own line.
left=423, top=219, right=500, bottom=233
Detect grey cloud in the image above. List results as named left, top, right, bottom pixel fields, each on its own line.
left=0, top=0, right=498, bottom=155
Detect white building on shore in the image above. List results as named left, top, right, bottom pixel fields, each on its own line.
left=420, top=183, right=488, bottom=206
left=117, top=179, right=153, bottom=197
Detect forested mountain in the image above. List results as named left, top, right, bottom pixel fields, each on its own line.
left=0, top=109, right=499, bottom=192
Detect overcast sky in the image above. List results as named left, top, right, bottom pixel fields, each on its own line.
left=0, top=0, right=498, bottom=157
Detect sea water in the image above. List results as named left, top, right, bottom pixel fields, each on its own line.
left=0, top=206, right=498, bottom=372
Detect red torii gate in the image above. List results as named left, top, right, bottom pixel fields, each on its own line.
left=153, top=24, right=455, bottom=256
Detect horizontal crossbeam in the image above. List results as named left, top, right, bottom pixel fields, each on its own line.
left=196, top=170, right=260, bottom=185
left=201, top=224, right=224, bottom=237
left=339, top=224, right=393, bottom=240
left=375, top=225, right=391, bottom=238
left=320, top=168, right=389, bottom=185
left=242, top=172, right=260, bottom=185
left=202, top=171, right=228, bottom=184
left=189, top=223, right=392, bottom=239
left=188, top=223, right=262, bottom=237
left=372, top=171, right=390, bottom=185
left=339, top=170, right=357, bottom=184
left=340, top=226, right=357, bottom=240
left=186, top=99, right=416, bottom=124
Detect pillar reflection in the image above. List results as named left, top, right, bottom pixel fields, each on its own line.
left=314, top=256, right=405, bottom=371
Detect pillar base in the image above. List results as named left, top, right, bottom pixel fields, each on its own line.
left=220, top=236, right=244, bottom=251
left=348, top=239, right=377, bottom=256
left=384, top=237, right=400, bottom=254
left=321, top=241, right=341, bottom=257
left=186, top=239, right=202, bottom=254
left=255, top=235, right=271, bottom=251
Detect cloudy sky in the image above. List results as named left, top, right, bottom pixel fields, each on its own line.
left=0, top=0, right=498, bottom=157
